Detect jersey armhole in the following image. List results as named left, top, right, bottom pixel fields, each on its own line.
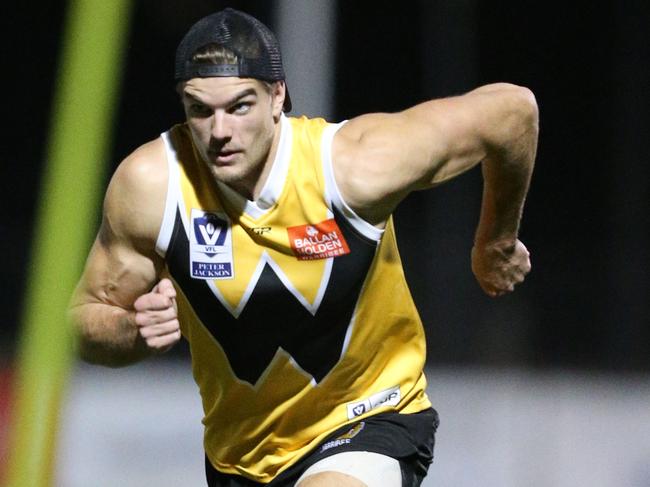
left=321, top=122, right=384, bottom=242
left=155, top=131, right=181, bottom=257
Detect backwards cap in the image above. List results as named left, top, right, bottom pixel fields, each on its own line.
left=175, top=8, right=291, bottom=111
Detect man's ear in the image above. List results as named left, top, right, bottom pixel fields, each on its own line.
left=271, top=81, right=286, bottom=122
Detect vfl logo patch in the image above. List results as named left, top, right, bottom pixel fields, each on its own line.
left=287, top=219, right=350, bottom=260
left=352, top=404, right=367, bottom=417
left=346, top=385, right=401, bottom=420
left=189, top=209, right=234, bottom=280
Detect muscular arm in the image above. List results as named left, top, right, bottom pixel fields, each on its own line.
left=69, top=139, right=179, bottom=366
left=333, top=83, right=538, bottom=295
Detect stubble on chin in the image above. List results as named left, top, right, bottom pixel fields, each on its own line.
left=205, top=160, right=254, bottom=196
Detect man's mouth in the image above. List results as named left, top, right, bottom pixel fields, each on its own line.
left=209, top=149, right=240, bottom=164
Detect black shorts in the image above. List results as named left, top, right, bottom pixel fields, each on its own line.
left=205, top=407, right=439, bottom=487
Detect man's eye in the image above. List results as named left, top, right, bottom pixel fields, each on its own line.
left=232, top=102, right=251, bottom=114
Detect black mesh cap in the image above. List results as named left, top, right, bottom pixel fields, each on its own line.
left=175, top=8, right=291, bottom=112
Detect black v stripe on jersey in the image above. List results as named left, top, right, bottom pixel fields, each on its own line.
left=167, top=207, right=377, bottom=385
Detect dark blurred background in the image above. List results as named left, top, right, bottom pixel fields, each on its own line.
left=3, top=0, right=649, bottom=371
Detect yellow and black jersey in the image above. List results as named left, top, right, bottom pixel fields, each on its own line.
left=156, top=115, right=431, bottom=483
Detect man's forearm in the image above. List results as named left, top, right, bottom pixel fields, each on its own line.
left=475, top=88, right=538, bottom=245
left=70, top=302, right=151, bottom=367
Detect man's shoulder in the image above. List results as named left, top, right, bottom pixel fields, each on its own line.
left=119, top=137, right=168, bottom=184
left=103, top=136, right=169, bottom=244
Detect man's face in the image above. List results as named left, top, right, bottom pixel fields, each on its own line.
left=180, top=77, right=284, bottom=197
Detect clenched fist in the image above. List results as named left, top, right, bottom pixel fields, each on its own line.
left=133, top=278, right=181, bottom=353
left=471, top=239, right=531, bottom=297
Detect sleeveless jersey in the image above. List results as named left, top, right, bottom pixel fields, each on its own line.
left=156, top=115, right=431, bottom=483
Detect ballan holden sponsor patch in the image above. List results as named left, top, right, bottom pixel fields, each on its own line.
left=287, top=219, right=350, bottom=260
left=189, top=209, right=234, bottom=280
left=346, top=385, right=401, bottom=420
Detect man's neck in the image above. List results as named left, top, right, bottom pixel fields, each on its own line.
left=228, top=117, right=283, bottom=202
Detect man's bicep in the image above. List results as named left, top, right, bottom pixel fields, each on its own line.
left=403, top=83, right=538, bottom=187
left=72, top=226, right=161, bottom=311
left=333, top=104, right=486, bottom=219
left=71, top=139, right=168, bottom=310
left=396, top=98, right=489, bottom=187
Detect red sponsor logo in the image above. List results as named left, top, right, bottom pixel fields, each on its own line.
left=287, top=219, right=350, bottom=260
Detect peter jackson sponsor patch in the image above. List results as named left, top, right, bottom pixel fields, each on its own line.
left=287, top=219, right=350, bottom=260
left=189, top=209, right=234, bottom=280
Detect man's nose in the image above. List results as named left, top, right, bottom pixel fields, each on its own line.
left=211, top=112, right=232, bottom=141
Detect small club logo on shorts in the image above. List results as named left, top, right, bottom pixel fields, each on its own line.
left=189, top=209, right=234, bottom=280
left=338, top=422, right=365, bottom=440
left=320, top=422, right=366, bottom=452
left=287, top=219, right=350, bottom=260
